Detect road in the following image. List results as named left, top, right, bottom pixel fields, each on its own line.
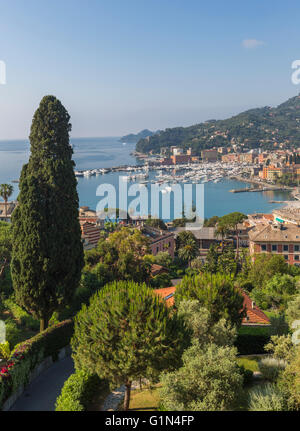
left=10, top=356, right=74, bottom=411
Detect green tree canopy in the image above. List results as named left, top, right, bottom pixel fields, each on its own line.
left=178, top=236, right=199, bottom=266
left=85, top=227, right=151, bottom=283
left=177, top=300, right=237, bottom=347
left=11, top=96, right=84, bottom=331
left=0, top=221, right=12, bottom=280
left=175, top=272, right=245, bottom=326
left=251, top=273, right=297, bottom=311
left=144, top=218, right=167, bottom=230
left=203, top=244, right=219, bottom=273
left=176, top=230, right=197, bottom=251
left=247, top=254, right=289, bottom=290
left=71, top=281, right=190, bottom=410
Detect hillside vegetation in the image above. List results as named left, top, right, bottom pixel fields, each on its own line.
left=136, top=95, right=300, bottom=154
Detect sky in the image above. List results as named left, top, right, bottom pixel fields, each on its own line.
left=0, top=0, right=300, bottom=139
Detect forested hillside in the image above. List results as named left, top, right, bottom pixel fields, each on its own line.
left=136, top=95, right=300, bottom=155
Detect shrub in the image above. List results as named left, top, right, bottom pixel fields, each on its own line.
left=286, top=295, right=300, bottom=327
left=177, top=300, right=237, bottom=347
left=0, top=319, right=73, bottom=409
left=277, top=347, right=300, bottom=410
left=55, top=369, right=108, bottom=411
left=159, top=343, right=243, bottom=411
left=264, top=335, right=295, bottom=361
left=248, top=384, right=286, bottom=411
left=258, top=357, right=286, bottom=382
left=5, top=320, right=22, bottom=350
left=0, top=342, right=11, bottom=361
left=4, top=299, right=39, bottom=331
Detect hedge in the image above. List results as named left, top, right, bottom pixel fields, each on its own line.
left=55, top=369, right=109, bottom=411
left=235, top=334, right=271, bottom=355
left=0, top=319, right=74, bottom=409
left=3, top=299, right=40, bottom=331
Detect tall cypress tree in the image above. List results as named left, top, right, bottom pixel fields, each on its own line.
left=11, top=96, right=84, bottom=331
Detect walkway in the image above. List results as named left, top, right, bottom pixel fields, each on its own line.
left=10, top=357, right=74, bottom=411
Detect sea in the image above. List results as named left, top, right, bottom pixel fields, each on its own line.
left=0, top=137, right=292, bottom=220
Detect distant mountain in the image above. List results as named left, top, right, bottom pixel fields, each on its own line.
left=136, top=94, right=300, bottom=154
left=120, top=129, right=160, bottom=143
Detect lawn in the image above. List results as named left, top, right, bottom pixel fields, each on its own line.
left=128, top=386, right=161, bottom=411
left=237, top=355, right=260, bottom=372
left=127, top=378, right=269, bottom=412
left=0, top=307, right=39, bottom=351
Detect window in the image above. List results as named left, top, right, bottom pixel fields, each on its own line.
left=284, top=255, right=289, bottom=260
left=295, top=245, right=300, bottom=252
left=272, top=244, right=277, bottom=252
left=283, top=245, right=289, bottom=252
left=295, top=255, right=299, bottom=261
left=261, top=244, right=267, bottom=251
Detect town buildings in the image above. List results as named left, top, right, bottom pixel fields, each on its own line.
left=248, top=222, right=300, bottom=266
left=138, top=224, right=175, bottom=258
left=0, top=201, right=17, bottom=222
left=201, top=149, right=218, bottom=162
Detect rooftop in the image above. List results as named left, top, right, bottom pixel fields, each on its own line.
left=248, top=222, right=300, bottom=242
left=273, top=207, right=300, bottom=224
left=154, top=286, right=270, bottom=326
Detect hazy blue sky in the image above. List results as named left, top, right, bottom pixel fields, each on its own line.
left=0, top=0, right=300, bottom=139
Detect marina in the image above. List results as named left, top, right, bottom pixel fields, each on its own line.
left=0, top=138, right=295, bottom=219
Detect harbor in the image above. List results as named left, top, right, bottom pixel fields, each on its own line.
left=75, top=160, right=294, bottom=197
left=1, top=138, right=296, bottom=219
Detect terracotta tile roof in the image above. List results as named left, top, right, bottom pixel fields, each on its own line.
left=154, top=286, right=270, bottom=326
left=248, top=223, right=300, bottom=242
left=264, top=214, right=274, bottom=221
left=154, top=286, right=176, bottom=307
left=241, top=291, right=270, bottom=326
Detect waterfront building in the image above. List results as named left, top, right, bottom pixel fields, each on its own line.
left=201, top=149, right=218, bottom=162
left=170, top=154, right=191, bottom=164
left=221, top=153, right=239, bottom=163
left=261, top=166, right=283, bottom=181
left=273, top=207, right=300, bottom=225
left=171, top=147, right=183, bottom=156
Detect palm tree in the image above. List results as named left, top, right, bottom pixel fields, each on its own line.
left=220, top=212, right=246, bottom=259
left=215, top=222, right=230, bottom=251
left=178, top=237, right=199, bottom=266
left=0, top=184, right=14, bottom=219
